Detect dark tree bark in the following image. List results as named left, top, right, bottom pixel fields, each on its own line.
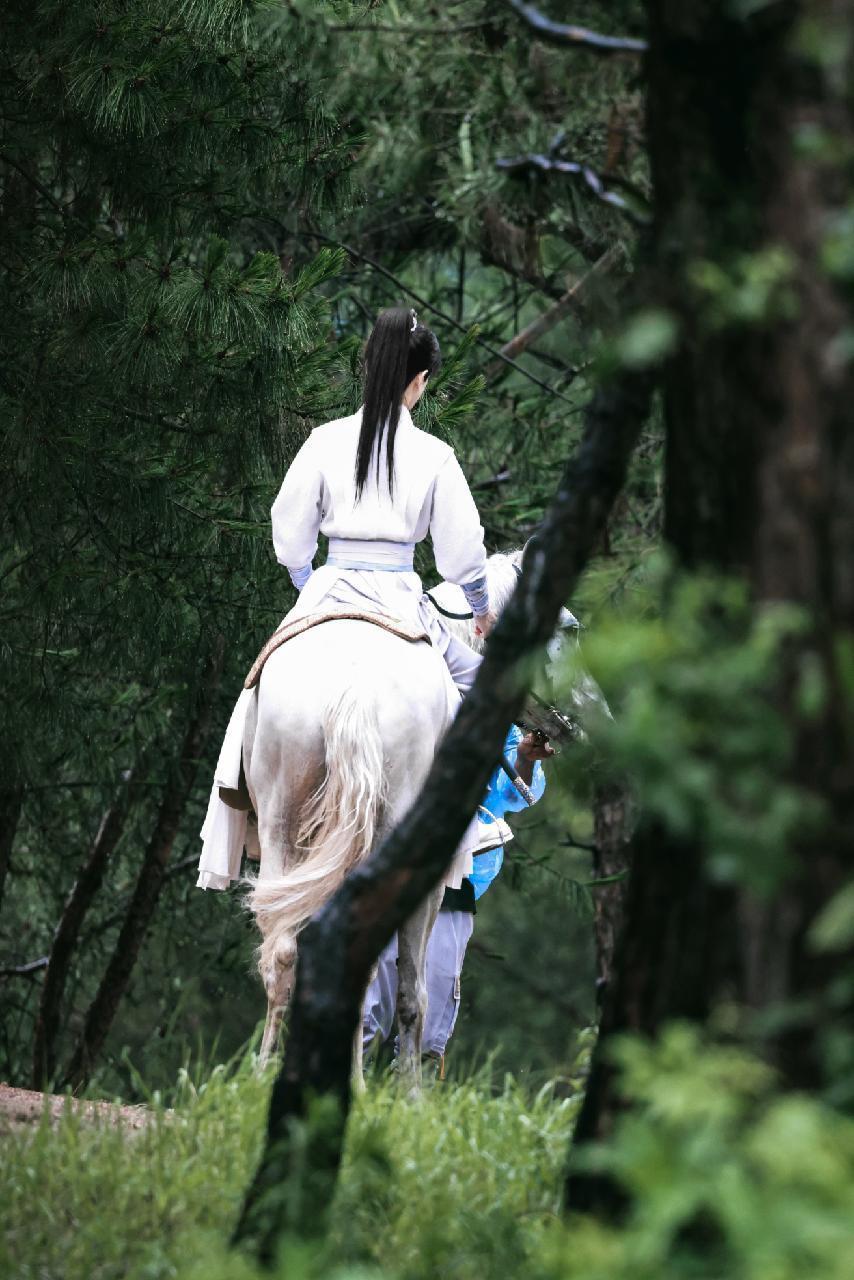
left=31, top=765, right=144, bottom=1088
left=233, top=367, right=655, bottom=1263
left=568, top=0, right=854, bottom=1211
left=61, top=640, right=224, bottom=1093
left=0, top=787, right=24, bottom=920
left=590, top=779, right=633, bottom=997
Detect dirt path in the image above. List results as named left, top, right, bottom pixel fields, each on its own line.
left=0, top=1082, right=150, bottom=1132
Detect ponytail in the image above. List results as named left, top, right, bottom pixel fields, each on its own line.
left=355, top=306, right=441, bottom=499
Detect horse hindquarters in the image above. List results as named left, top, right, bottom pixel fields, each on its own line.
left=249, top=660, right=388, bottom=1044
left=248, top=625, right=450, bottom=1075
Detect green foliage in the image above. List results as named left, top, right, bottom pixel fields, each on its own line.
left=0, top=1054, right=578, bottom=1280
left=559, top=1025, right=854, bottom=1280
left=687, top=247, right=798, bottom=330
left=3, top=0, right=645, bottom=1092
left=555, top=562, right=821, bottom=893
left=0, top=1050, right=271, bottom=1280
left=3, top=1031, right=854, bottom=1280
left=610, top=308, right=678, bottom=369
left=809, top=881, right=854, bottom=953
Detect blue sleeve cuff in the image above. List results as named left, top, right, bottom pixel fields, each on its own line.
left=493, top=753, right=546, bottom=813
left=288, top=564, right=313, bottom=591
left=461, top=575, right=489, bottom=616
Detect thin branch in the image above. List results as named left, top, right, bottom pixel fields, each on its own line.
left=294, top=227, right=581, bottom=407
left=468, top=939, right=587, bottom=1023
left=497, top=153, right=652, bottom=226
left=0, top=956, right=48, bottom=979
left=506, top=0, right=647, bottom=54
left=484, top=245, right=620, bottom=380
left=0, top=787, right=24, bottom=919
left=330, top=20, right=490, bottom=35
left=472, top=468, right=512, bottom=491
left=559, top=833, right=599, bottom=854
left=32, top=764, right=146, bottom=1087
left=0, top=151, right=67, bottom=215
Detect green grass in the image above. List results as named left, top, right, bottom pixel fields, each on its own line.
left=3, top=1028, right=854, bottom=1280
left=0, top=1057, right=577, bottom=1280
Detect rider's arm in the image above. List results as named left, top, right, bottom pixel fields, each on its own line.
left=271, top=435, right=324, bottom=589
left=428, top=453, right=489, bottom=610
left=461, top=577, right=489, bottom=616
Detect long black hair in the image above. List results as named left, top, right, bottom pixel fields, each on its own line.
left=355, top=306, right=441, bottom=499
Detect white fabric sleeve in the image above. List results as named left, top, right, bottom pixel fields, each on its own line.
left=429, top=452, right=488, bottom=586
left=270, top=435, right=324, bottom=569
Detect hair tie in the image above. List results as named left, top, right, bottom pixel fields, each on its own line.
left=410, top=309, right=418, bottom=333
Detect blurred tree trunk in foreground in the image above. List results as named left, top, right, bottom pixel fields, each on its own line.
left=569, top=0, right=854, bottom=1210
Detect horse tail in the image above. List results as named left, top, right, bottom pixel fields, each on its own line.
left=250, top=678, right=387, bottom=979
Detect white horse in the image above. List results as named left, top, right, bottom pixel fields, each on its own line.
left=244, top=552, right=524, bottom=1083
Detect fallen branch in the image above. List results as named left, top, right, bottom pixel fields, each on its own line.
left=506, top=0, right=647, bottom=54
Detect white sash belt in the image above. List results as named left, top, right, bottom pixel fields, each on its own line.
left=326, top=537, right=416, bottom=572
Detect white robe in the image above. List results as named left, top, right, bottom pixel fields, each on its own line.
left=197, top=406, right=488, bottom=892
left=270, top=405, right=487, bottom=585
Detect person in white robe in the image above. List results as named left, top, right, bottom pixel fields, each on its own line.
left=198, top=305, right=494, bottom=890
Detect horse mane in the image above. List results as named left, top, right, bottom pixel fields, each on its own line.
left=428, top=548, right=523, bottom=653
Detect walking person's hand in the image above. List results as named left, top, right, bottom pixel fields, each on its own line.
left=517, top=732, right=556, bottom=762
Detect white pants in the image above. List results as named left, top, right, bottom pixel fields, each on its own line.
left=362, top=910, right=475, bottom=1059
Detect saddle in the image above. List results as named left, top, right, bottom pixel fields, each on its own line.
left=243, top=607, right=429, bottom=690
left=221, top=608, right=430, bottom=816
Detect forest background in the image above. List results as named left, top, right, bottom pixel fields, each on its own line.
left=2, top=0, right=854, bottom=1277
left=2, top=0, right=650, bottom=1094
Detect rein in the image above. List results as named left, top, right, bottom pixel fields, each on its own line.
left=425, top=563, right=523, bottom=622
left=425, top=592, right=473, bottom=621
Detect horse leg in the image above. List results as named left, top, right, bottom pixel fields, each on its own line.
left=250, top=743, right=300, bottom=1068
left=254, top=802, right=299, bottom=1067
left=352, top=1020, right=366, bottom=1095
left=396, top=882, right=444, bottom=1095
left=258, top=928, right=297, bottom=1066
left=351, top=959, right=383, bottom=1092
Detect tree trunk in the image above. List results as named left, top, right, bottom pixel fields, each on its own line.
left=31, top=765, right=144, bottom=1087
left=568, top=0, right=854, bottom=1209
left=0, top=787, right=23, bottom=920
left=61, top=640, right=224, bottom=1092
left=233, top=366, right=654, bottom=1263
left=590, top=779, right=633, bottom=999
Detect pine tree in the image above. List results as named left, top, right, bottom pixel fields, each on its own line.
left=0, top=0, right=353, bottom=1081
